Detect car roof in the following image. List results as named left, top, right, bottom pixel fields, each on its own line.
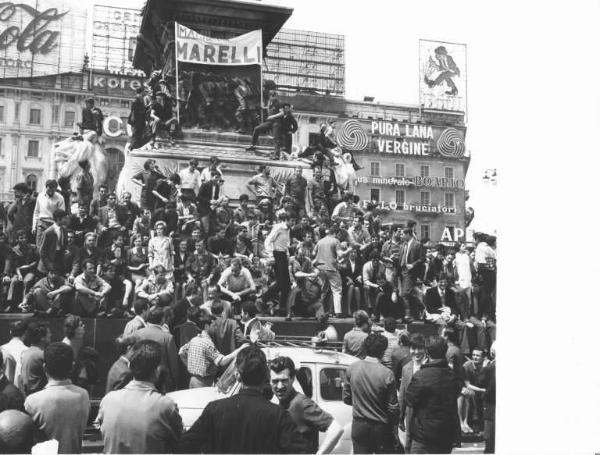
left=261, top=346, right=358, bottom=366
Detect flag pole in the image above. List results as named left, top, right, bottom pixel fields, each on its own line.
left=174, top=22, right=180, bottom=125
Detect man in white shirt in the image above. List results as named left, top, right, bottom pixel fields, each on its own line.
left=262, top=213, right=294, bottom=312
left=180, top=159, right=201, bottom=200
left=32, top=179, right=65, bottom=248
left=0, top=320, right=28, bottom=386
left=218, top=258, right=256, bottom=309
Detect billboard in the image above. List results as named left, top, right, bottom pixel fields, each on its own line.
left=0, top=0, right=88, bottom=78
left=175, top=24, right=263, bottom=134
left=91, top=4, right=143, bottom=76
left=335, top=118, right=467, bottom=159
left=419, top=40, right=467, bottom=112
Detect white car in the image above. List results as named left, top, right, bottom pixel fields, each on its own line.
left=167, top=345, right=359, bottom=454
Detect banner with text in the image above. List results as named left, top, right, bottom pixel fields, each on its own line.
left=174, top=23, right=263, bottom=133
left=176, top=24, right=262, bottom=66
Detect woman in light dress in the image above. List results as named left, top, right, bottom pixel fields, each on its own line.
left=147, top=221, right=174, bottom=277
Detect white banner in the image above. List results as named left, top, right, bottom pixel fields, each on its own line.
left=175, top=23, right=262, bottom=66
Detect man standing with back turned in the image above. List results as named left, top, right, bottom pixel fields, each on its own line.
left=405, top=335, right=463, bottom=454
left=343, top=332, right=399, bottom=454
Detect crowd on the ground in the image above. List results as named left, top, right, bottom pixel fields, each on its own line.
left=0, top=312, right=495, bottom=454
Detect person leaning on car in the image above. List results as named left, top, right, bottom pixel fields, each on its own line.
left=270, top=356, right=343, bottom=454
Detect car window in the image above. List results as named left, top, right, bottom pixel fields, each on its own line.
left=319, top=367, right=347, bottom=401
left=296, top=366, right=313, bottom=398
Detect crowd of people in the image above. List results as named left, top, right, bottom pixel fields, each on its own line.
left=0, top=312, right=495, bottom=454
left=0, top=152, right=496, bottom=346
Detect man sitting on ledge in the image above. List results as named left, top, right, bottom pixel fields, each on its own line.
left=73, top=259, right=111, bottom=318
left=135, top=265, right=174, bottom=307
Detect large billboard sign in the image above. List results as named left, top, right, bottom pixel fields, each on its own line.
left=419, top=39, right=467, bottom=112
left=335, top=118, right=467, bottom=159
left=91, top=5, right=143, bottom=76
left=0, top=0, right=87, bottom=78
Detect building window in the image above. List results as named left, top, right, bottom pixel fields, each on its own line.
left=0, top=137, right=2, bottom=155
left=52, top=105, right=60, bottom=124
left=120, top=100, right=130, bottom=109
left=420, top=165, right=430, bottom=177
left=27, top=140, right=39, bottom=158
left=370, top=162, right=380, bottom=176
left=445, top=193, right=455, bottom=208
left=370, top=188, right=380, bottom=203
left=29, top=108, right=41, bottom=125
left=445, top=167, right=454, bottom=179
left=14, top=102, right=20, bottom=121
left=99, top=98, right=110, bottom=107
left=395, top=163, right=405, bottom=177
left=65, top=95, right=76, bottom=103
left=64, top=111, right=75, bottom=128
left=396, top=190, right=405, bottom=205
left=420, top=224, right=430, bottom=241
left=26, top=174, right=38, bottom=192
left=0, top=106, right=4, bottom=122
left=420, top=191, right=430, bottom=205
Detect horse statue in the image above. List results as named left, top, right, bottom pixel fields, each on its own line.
left=52, top=131, right=109, bottom=195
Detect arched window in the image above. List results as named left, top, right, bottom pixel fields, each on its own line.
left=26, top=174, right=38, bottom=192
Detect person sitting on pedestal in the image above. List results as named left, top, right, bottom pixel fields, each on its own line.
left=73, top=259, right=111, bottom=318
left=22, top=268, right=73, bottom=317
left=286, top=244, right=323, bottom=321
left=3, top=230, right=38, bottom=312
left=149, top=92, right=178, bottom=147
left=217, top=258, right=256, bottom=313
left=135, top=265, right=174, bottom=308
left=246, top=89, right=282, bottom=159
left=77, top=97, right=104, bottom=140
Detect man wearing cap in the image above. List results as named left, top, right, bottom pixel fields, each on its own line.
left=32, top=179, right=65, bottom=248
left=424, top=46, right=461, bottom=96
left=150, top=92, right=177, bottom=147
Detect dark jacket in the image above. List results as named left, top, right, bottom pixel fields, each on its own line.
left=208, top=317, right=244, bottom=356
left=37, top=225, right=67, bottom=274
left=0, top=374, right=24, bottom=412
left=405, top=359, right=462, bottom=449
left=424, top=286, right=458, bottom=315
left=176, top=388, right=305, bottom=453
left=97, top=204, right=128, bottom=229
left=197, top=181, right=219, bottom=216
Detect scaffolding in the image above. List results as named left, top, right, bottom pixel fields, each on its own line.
left=264, top=28, right=345, bottom=96
left=91, top=5, right=144, bottom=75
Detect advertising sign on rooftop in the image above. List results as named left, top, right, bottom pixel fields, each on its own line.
left=91, top=4, right=143, bottom=76
left=0, top=0, right=88, bottom=78
left=419, top=39, right=467, bottom=112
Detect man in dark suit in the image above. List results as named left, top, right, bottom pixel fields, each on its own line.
left=37, top=209, right=70, bottom=275
left=425, top=275, right=470, bottom=353
left=176, top=345, right=305, bottom=453
left=97, top=193, right=128, bottom=248
left=128, top=87, right=148, bottom=149
left=398, top=228, right=425, bottom=314
left=134, top=306, right=179, bottom=392
left=197, top=171, right=221, bottom=235
left=340, top=245, right=363, bottom=316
